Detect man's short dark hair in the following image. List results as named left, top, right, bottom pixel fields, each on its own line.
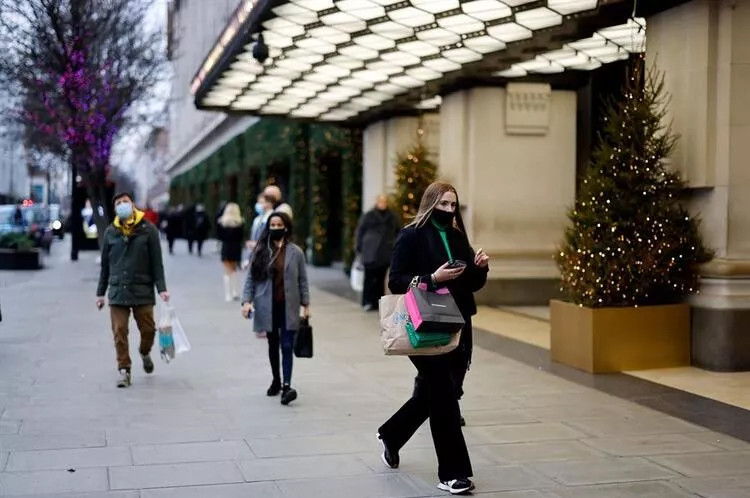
left=113, top=192, right=134, bottom=204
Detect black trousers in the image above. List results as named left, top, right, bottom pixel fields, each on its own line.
left=362, top=265, right=388, bottom=307
left=377, top=332, right=473, bottom=482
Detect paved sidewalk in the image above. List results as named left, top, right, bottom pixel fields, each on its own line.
left=0, top=239, right=749, bottom=497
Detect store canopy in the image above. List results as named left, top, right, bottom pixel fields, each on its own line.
left=191, top=0, right=684, bottom=124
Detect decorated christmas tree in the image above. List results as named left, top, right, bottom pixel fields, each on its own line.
left=556, top=58, right=711, bottom=308
left=390, top=130, right=437, bottom=225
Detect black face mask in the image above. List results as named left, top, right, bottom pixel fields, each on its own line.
left=269, top=228, right=286, bottom=241
left=431, top=209, right=454, bottom=226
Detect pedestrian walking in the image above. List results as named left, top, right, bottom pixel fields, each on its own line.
left=376, top=181, right=489, bottom=495
left=96, top=192, right=170, bottom=388
left=165, top=206, right=182, bottom=255
left=241, top=212, right=310, bottom=406
left=217, top=202, right=245, bottom=301
left=355, top=194, right=400, bottom=311
left=263, top=185, right=294, bottom=220
left=192, top=204, right=211, bottom=257
left=248, top=193, right=274, bottom=250
left=183, top=204, right=197, bottom=255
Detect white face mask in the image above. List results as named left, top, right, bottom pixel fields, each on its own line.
left=115, top=202, right=134, bottom=219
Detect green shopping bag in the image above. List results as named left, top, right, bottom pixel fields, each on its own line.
left=405, top=320, right=452, bottom=348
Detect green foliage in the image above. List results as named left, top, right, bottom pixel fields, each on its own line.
left=390, top=141, right=437, bottom=226
left=556, top=58, right=712, bottom=308
left=0, top=233, right=34, bottom=252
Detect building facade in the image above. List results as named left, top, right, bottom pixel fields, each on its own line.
left=0, top=121, right=29, bottom=204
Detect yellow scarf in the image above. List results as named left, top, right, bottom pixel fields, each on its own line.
left=114, top=208, right=145, bottom=238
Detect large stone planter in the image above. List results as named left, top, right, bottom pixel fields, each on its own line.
left=0, top=248, right=43, bottom=270
left=550, top=299, right=690, bottom=373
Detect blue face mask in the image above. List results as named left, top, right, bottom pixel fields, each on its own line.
left=255, top=202, right=264, bottom=215
left=115, top=202, right=133, bottom=220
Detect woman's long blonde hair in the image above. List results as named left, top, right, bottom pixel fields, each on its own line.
left=219, top=202, right=244, bottom=228
left=408, top=181, right=467, bottom=233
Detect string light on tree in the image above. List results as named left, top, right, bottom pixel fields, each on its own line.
left=390, top=120, right=437, bottom=226
left=555, top=55, right=711, bottom=308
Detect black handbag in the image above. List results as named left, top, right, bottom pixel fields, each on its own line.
left=294, top=317, right=313, bottom=358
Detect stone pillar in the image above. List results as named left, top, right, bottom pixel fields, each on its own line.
left=361, top=115, right=439, bottom=211
left=440, top=85, right=577, bottom=305
left=647, top=0, right=750, bottom=371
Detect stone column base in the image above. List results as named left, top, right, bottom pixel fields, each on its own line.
left=689, top=265, right=750, bottom=372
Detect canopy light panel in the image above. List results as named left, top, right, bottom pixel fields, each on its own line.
left=494, top=18, right=645, bottom=77
left=193, top=0, right=645, bottom=122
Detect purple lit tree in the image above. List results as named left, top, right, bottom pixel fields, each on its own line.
left=0, top=0, right=166, bottom=259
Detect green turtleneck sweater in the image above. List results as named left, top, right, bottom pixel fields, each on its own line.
left=431, top=219, right=453, bottom=262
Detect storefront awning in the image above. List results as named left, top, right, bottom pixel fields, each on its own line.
left=190, top=0, right=671, bottom=124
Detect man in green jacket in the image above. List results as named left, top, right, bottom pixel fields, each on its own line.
left=96, top=192, right=170, bottom=388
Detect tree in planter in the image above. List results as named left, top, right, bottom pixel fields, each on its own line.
left=390, top=133, right=437, bottom=226
left=556, top=58, right=712, bottom=308
left=0, top=0, right=166, bottom=260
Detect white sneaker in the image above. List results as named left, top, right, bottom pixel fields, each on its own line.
left=437, top=478, right=474, bottom=495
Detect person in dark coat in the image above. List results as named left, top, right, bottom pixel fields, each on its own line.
left=193, top=204, right=211, bottom=257
left=165, top=206, right=183, bottom=255
left=96, top=192, right=170, bottom=388
left=376, top=181, right=489, bottom=496
left=355, top=194, right=400, bottom=311
left=183, top=204, right=197, bottom=254
left=216, top=202, right=245, bottom=301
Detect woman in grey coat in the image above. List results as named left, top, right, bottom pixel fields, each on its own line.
left=241, top=213, right=310, bottom=405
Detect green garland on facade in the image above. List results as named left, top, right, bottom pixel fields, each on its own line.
left=169, top=118, right=361, bottom=268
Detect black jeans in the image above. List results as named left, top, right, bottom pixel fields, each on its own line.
left=377, top=349, right=472, bottom=482
left=363, top=265, right=388, bottom=308
left=268, top=301, right=294, bottom=385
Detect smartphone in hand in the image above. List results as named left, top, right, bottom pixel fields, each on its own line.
left=447, top=259, right=467, bottom=269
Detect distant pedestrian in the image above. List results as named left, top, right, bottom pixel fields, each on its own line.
left=376, top=181, right=489, bottom=495
left=142, top=204, right=159, bottom=226
left=165, top=206, right=182, bottom=255
left=217, top=202, right=244, bottom=301
left=248, top=193, right=274, bottom=250
left=96, top=192, right=169, bottom=388
left=241, top=213, right=310, bottom=405
left=193, top=204, right=211, bottom=257
left=355, top=194, right=399, bottom=311
left=263, top=185, right=293, bottom=220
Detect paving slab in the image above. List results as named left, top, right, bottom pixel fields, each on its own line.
left=108, top=461, right=244, bottom=490
left=6, top=446, right=132, bottom=471
left=131, top=440, right=254, bottom=465
left=1, top=240, right=747, bottom=497
left=0, top=468, right=108, bottom=496
left=649, top=452, right=750, bottom=477
left=140, top=482, right=284, bottom=498
left=529, top=457, right=679, bottom=486
left=580, top=433, right=720, bottom=457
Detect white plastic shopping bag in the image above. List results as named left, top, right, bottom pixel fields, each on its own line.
left=157, top=302, right=175, bottom=362
left=350, top=255, right=364, bottom=292
left=171, top=309, right=191, bottom=354
left=157, top=303, right=190, bottom=362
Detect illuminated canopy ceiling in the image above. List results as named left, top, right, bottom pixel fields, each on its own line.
left=190, top=0, right=679, bottom=124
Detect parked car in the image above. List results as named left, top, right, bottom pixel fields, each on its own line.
left=0, top=204, right=53, bottom=252
left=0, top=205, right=26, bottom=235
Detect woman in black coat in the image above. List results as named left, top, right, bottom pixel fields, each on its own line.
left=376, top=181, right=489, bottom=495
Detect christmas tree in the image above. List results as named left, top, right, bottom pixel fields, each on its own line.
left=390, top=131, right=437, bottom=225
left=556, top=58, right=711, bottom=308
